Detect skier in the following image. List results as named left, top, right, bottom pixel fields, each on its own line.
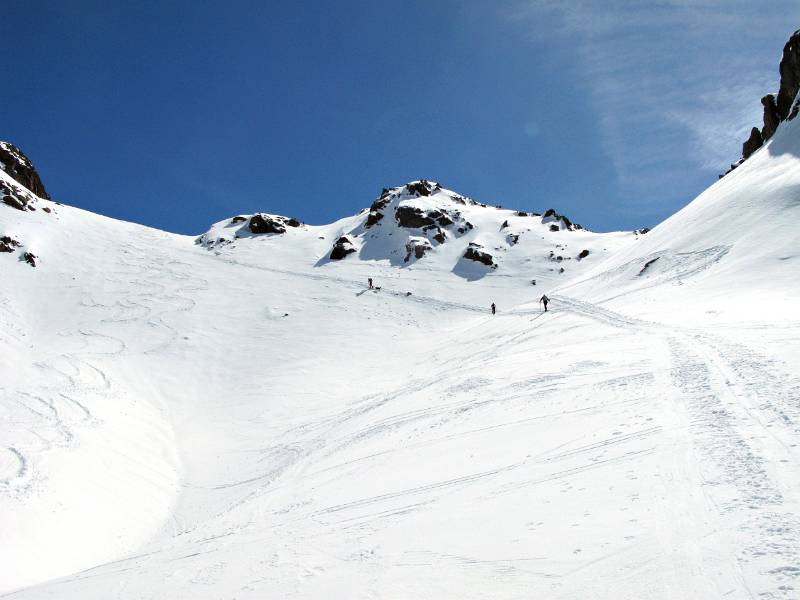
left=539, top=294, right=550, bottom=312
left=491, top=302, right=496, bottom=315
left=368, top=277, right=373, bottom=289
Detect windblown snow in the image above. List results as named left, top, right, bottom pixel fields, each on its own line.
left=1, top=118, right=800, bottom=599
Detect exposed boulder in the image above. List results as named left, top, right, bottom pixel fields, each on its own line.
left=0, top=142, right=50, bottom=199
left=329, top=236, right=356, bottom=260
left=549, top=224, right=560, bottom=232
left=577, top=249, right=590, bottom=260
left=2, top=195, right=26, bottom=211
left=404, top=239, right=432, bottom=262
left=249, top=214, right=287, bottom=235
left=634, top=227, right=651, bottom=235
left=433, top=229, right=446, bottom=244
left=742, top=127, right=763, bottom=159
left=500, top=220, right=509, bottom=229
left=463, top=243, right=495, bottom=267
left=23, top=252, right=36, bottom=267
left=285, top=218, right=301, bottom=228
left=230, top=215, right=247, bottom=224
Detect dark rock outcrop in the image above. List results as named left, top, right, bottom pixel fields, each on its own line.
left=742, top=127, right=763, bottom=159
left=249, top=214, right=287, bottom=235
left=23, top=252, right=36, bottom=267
left=395, top=206, right=435, bottom=229
left=727, top=29, right=800, bottom=174
left=2, top=195, right=26, bottom=211
left=777, top=30, right=800, bottom=121
left=230, top=215, right=247, bottom=224
left=365, top=211, right=384, bottom=227
left=761, top=94, right=781, bottom=140
left=0, top=235, right=20, bottom=253
left=329, top=236, right=356, bottom=260
left=577, top=249, right=590, bottom=260
left=0, top=142, right=50, bottom=199
left=404, top=239, right=432, bottom=262
left=463, top=243, right=495, bottom=267
left=404, top=180, right=439, bottom=197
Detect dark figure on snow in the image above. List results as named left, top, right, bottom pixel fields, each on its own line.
left=540, top=294, right=550, bottom=312
left=491, top=302, right=496, bottom=315
left=368, top=277, right=373, bottom=289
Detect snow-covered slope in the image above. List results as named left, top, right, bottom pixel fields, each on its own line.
left=558, top=111, right=800, bottom=325
left=2, top=104, right=800, bottom=599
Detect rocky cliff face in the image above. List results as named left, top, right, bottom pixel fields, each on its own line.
left=727, top=29, right=800, bottom=172
left=0, top=142, right=50, bottom=199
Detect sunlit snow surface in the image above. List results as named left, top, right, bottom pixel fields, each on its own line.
left=2, top=122, right=800, bottom=599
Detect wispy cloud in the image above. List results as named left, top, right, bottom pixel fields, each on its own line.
left=502, top=0, right=795, bottom=213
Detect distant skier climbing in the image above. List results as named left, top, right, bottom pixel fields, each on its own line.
left=368, top=277, right=373, bottom=289
left=491, top=302, right=496, bottom=315
left=539, top=294, right=550, bottom=312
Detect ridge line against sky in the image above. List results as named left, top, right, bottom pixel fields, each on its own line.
left=1, top=1, right=796, bottom=235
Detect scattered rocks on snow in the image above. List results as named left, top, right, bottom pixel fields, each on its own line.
left=634, top=227, right=651, bottom=235
left=329, top=236, right=356, bottom=260
left=0, top=235, right=21, bottom=253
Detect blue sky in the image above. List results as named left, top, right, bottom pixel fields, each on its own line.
left=1, top=1, right=795, bottom=234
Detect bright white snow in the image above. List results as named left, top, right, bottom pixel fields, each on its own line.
left=1, top=119, right=800, bottom=599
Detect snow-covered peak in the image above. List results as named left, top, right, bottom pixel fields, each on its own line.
left=195, top=180, right=633, bottom=284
